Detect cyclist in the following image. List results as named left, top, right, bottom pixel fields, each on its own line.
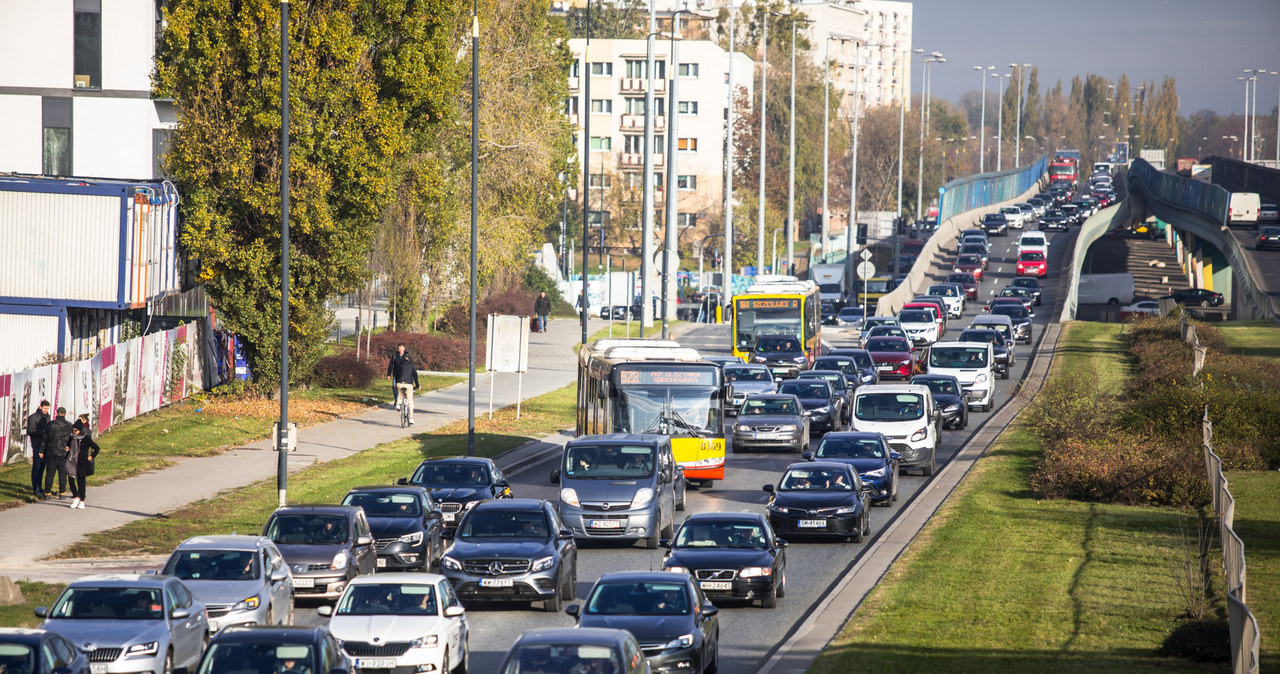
left=387, top=343, right=419, bottom=425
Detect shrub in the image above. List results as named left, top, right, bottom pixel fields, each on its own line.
left=523, top=264, right=575, bottom=316
left=438, top=289, right=536, bottom=337
left=366, top=331, right=474, bottom=372
left=1030, top=429, right=1210, bottom=508
left=1023, top=364, right=1114, bottom=446
left=1159, top=617, right=1231, bottom=662
left=311, top=352, right=377, bottom=389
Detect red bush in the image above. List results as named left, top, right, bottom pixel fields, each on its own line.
left=366, top=331, right=476, bottom=372
left=1031, top=430, right=1210, bottom=508
left=438, top=289, right=536, bottom=337
left=311, top=352, right=378, bottom=388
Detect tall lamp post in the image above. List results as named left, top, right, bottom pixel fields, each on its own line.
left=1013, top=63, right=1030, bottom=166
left=640, top=3, right=656, bottom=329
left=755, top=8, right=773, bottom=274
left=580, top=0, right=591, bottom=346
left=467, top=0, right=480, bottom=455
left=277, top=0, right=291, bottom=506
left=916, top=53, right=942, bottom=220
left=662, top=8, right=695, bottom=339
left=993, top=71, right=1008, bottom=171
left=844, top=40, right=864, bottom=278
left=722, top=1, right=736, bottom=316
left=974, top=65, right=993, bottom=173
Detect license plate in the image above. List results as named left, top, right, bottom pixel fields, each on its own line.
left=292, top=578, right=314, bottom=588
left=589, top=519, right=623, bottom=529
left=355, top=659, right=398, bottom=669
left=771, top=368, right=789, bottom=374
left=442, top=513, right=455, bottom=522
left=376, top=557, right=386, bottom=568
left=480, top=578, right=514, bottom=587
left=798, top=519, right=827, bottom=528
left=699, top=581, right=733, bottom=591
left=878, top=364, right=894, bottom=371
left=91, top=665, right=106, bottom=674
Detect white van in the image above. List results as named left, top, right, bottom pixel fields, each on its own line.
left=921, top=342, right=996, bottom=412
left=850, top=384, right=940, bottom=475
left=1077, top=272, right=1135, bottom=305
left=1228, top=192, right=1261, bottom=229
left=1017, top=231, right=1049, bottom=253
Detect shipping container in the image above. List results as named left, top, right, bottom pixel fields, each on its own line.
left=0, top=175, right=181, bottom=309
left=0, top=305, right=67, bottom=375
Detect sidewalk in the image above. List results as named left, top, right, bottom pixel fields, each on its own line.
left=0, top=317, right=616, bottom=572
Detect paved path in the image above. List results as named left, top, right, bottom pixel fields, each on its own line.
left=0, top=317, right=630, bottom=571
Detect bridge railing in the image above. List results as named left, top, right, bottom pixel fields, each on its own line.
left=1128, top=158, right=1230, bottom=223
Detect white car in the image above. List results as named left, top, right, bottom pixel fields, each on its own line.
left=919, top=342, right=995, bottom=412
left=850, top=384, right=940, bottom=475
left=896, top=308, right=940, bottom=346
left=1119, top=300, right=1162, bottom=321
left=321, top=573, right=469, bottom=674
left=1000, top=206, right=1025, bottom=229
left=1017, top=232, right=1049, bottom=254
left=925, top=284, right=966, bottom=318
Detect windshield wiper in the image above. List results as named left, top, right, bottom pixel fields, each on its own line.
left=669, top=410, right=705, bottom=438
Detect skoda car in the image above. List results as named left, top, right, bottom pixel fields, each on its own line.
left=262, top=505, right=376, bottom=601
left=763, top=462, right=872, bottom=542
left=0, top=628, right=90, bottom=674
left=661, top=512, right=787, bottom=609
left=320, top=573, right=468, bottom=674
left=803, top=432, right=899, bottom=506
left=186, top=626, right=349, bottom=674
left=342, top=486, right=445, bottom=572
left=160, top=535, right=294, bottom=632
left=400, top=457, right=513, bottom=528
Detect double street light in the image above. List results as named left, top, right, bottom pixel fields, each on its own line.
left=916, top=52, right=943, bottom=221
left=1012, top=63, right=1031, bottom=166
left=973, top=65, right=994, bottom=173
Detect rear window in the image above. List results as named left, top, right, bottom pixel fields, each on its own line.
left=897, top=310, right=932, bottom=323
left=993, top=305, right=1028, bottom=319
left=865, top=337, right=909, bottom=352
left=957, top=255, right=982, bottom=266
left=1018, top=251, right=1045, bottom=262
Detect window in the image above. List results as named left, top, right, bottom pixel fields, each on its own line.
left=568, top=60, right=580, bottom=77
left=565, top=97, right=579, bottom=115
left=654, top=172, right=664, bottom=188
left=677, top=175, right=697, bottom=190
left=678, top=213, right=698, bottom=228
left=724, top=72, right=730, bottom=84
left=74, top=0, right=102, bottom=88
left=623, top=135, right=644, bottom=154
left=42, top=97, right=72, bottom=176
left=589, top=136, right=612, bottom=151
left=677, top=101, right=698, bottom=115
left=588, top=174, right=611, bottom=189
left=589, top=62, right=613, bottom=76
left=590, top=99, right=612, bottom=114
left=625, top=59, right=645, bottom=78
left=655, top=135, right=665, bottom=154
left=624, top=97, right=664, bottom=116
left=153, top=128, right=173, bottom=179
left=677, top=137, right=697, bottom=152
left=678, top=63, right=699, bottom=78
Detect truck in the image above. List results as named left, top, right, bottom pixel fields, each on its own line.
left=810, top=263, right=849, bottom=307
left=1076, top=273, right=1135, bottom=306
left=1139, top=148, right=1166, bottom=171
left=1048, top=150, right=1080, bottom=187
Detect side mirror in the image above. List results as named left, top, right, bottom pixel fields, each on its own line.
left=549, top=468, right=561, bottom=484
left=426, top=510, right=442, bottom=520
left=565, top=603, right=581, bottom=620
left=762, top=484, right=775, bottom=494
left=441, top=529, right=455, bottom=540
left=890, top=452, right=902, bottom=461
left=356, top=536, right=373, bottom=547
left=444, top=605, right=465, bottom=618
left=170, top=608, right=190, bottom=620
left=317, top=605, right=333, bottom=617
left=702, top=603, right=719, bottom=618
left=557, top=530, right=575, bottom=540
left=34, top=606, right=48, bottom=618
left=396, top=478, right=408, bottom=486
left=270, top=568, right=289, bottom=582
left=800, top=452, right=813, bottom=461
left=659, top=538, right=671, bottom=549
left=774, top=538, right=788, bottom=548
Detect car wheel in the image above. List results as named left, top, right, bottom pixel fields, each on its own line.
left=645, top=525, right=661, bottom=550
left=891, top=475, right=899, bottom=502
left=565, top=569, right=577, bottom=601
left=1200, top=299, right=1209, bottom=308
left=864, top=512, right=872, bottom=537
left=923, top=449, right=936, bottom=476
left=775, top=567, right=787, bottom=598
left=286, top=595, right=295, bottom=624
left=852, top=515, right=864, bottom=543
left=762, top=582, right=779, bottom=608
left=543, top=587, right=563, bottom=613
left=676, top=488, right=687, bottom=512
left=163, top=651, right=173, bottom=674
left=705, top=644, right=720, bottom=674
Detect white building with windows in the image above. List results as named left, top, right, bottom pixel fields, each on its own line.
left=568, top=37, right=754, bottom=251
left=0, top=1, right=174, bottom=180
left=802, top=0, right=914, bottom=110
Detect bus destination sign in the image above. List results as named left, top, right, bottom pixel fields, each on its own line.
left=737, top=298, right=799, bottom=311
left=617, top=368, right=717, bottom=387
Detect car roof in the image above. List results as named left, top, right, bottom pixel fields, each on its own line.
left=346, top=572, right=448, bottom=586
left=816, top=431, right=884, bottom=442
left=596, top=570, right=694, bottom=585
left=972, top=314, right=1014, bottom=326
left=271, top=505, right=362, bottom=517
left=66, top=574, right=172, bottom=588
left=514, top=627, right=631, bottom=648
left=855, top=383, right=930, bottom=395
left=0, top=628, right=50, bottom=641
left=212, top=625, right=329, bottom=644
left=744, top=393, right=799, bottom=400
left=912, top=373, right=961, bottom=383
left=348, top=485, right=428, bottom=495
left=786, top=461, right=854, bottom=472
left=415, top=456, right=493, bottom=467
left=473, top=498, right=546, bottom=512
left=681, top=511, right=767, bottom=524
left=175, top=535, right=273, bottom=552
left=931, top=341, right=992, bottom=349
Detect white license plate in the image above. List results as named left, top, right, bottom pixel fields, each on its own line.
left=771, top=368, right=789, bottom=374
left=376, top=557, right=386, bottom=568
left=480, top=578, right=514, bottom=587
left=798, top=519, right=827, bottom=528
left=292, top=577, right=314, bottom=588
left=91, top=665, right=107, bottom=674
left=442, top=513, right=456, bottom=522
left=878, top=364, right=894, bottom=371
left=355, top=659, right=398, bottom=669
left=589, top=519, right=623, bottom=529
left=699, top=581, right=733, bottom=591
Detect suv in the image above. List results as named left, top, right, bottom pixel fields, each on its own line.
left=849, top=384, right=940, bottom=475
left=262, top=505, right=376, bottom=600
left=342, top=486, right=445, bottom=571
left=160, top=535, right=294, bottom=632
left=399, top=457, right=513, bottom=527
left=919, top=342, right=996, bottom=411
left=551, top=434, right=686, bottom=549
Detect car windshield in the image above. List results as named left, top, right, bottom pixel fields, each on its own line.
left=838, top=309, right=864, bottom=319
left=779, top=467, right=854, bottom=491
left=755, top=337, right=801, bottom=353
left=741, top=398, right=798, bottom=415
left=957, top=255, right=981, bottom=266
left=855, top=392, right=925, bottom=422
left=947, top=274, right=975, bottom=285
left=897, top=310, right=932, bottom=324
left=564, top=444, right=655, bottom=479
left=723, top=367, right=770, bottom=382
left=930, top=346, right=989, bottom=368
left=500, top=645, right=623, bottom=674
left=50, top=587, right=164, bottom=620
left=412, top=462, right=490, bottom=487
left=928, top=286, right=957, bottom=297
left=777, top=381, right=829, bottom=398
left=587, top=581, right=691, bottom=615
left=862, top=318, right=897, bottom=331
left=865, top=337, right=908, bottom=352
left=798, top=374, right=844, bottom=390
left=674, top=521, right=769, bottom=549
left=265, top=514, right=349, bottom=545
left=343, top=492, right=423, bottom=518
left=813, top=358, right=855, bottom=373
left=166, top=550, right=259, bottom=581
left=916, top=378, right=960, bottom=396
left=1012, top=279, right=1038, bottom=289
left=197, top=644, right=315, bottom=674
left=0, top=645, right=34, bottom=674
left=960, top=331, right=1003, bottom=347
left=457, top=510, right=550, bottom=540
left=816, top=437, right=886, bottom=459
left=993, top=305, right=1029, bottom=320
left=1001, top=288, right=1029, bottom=298
left=336, top=583, right=438, bottom=616
left=1018, top=252, right=1045, bottom=262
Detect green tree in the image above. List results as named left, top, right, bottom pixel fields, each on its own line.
left=566, top=0, right=646, bottom=39
left=1021, top=67, right=1041, bottom=149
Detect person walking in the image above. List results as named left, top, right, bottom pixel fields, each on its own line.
left=65, top=422, right=100, bottom=509
left=40, top=407, right=74, bottom=499
left=387, top=343, right=419, bottom=425
left=534, top=291, right=552, bottom=333
left=25, top=400, right=50, bottom=499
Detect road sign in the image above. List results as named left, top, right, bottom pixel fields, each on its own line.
left=859, top=249, right=873, bottom=261
left=856, top=261, right=877, bottom=279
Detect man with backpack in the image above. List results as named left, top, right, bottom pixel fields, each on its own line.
left=41, top=407, right=75, bottom=499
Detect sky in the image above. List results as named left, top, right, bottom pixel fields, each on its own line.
left=909, top=0, right=1280, bottom=115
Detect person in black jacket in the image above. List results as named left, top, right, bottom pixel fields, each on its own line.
left=26, top=400, right=50, bottom=498
left=534, top=291, right=552, bottom=333
left=65, top=418, right=100, bottom=509
left=387, top=343, right=419, bottom=425
left=40, top=407, right=75, bottom=499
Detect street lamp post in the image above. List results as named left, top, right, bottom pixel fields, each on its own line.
left=756, top=8, right=770, bottom=275
left=974, top=65, right=993, bottom=173
left=845, top=41, right=863, bottom=279
left=467, top=0, right=480, bottom=455
left=639, top=3, right=656, bottom=329
left=277, top=0, right=291, bottom=506
left=1014, top=63, right=1030, bottom=167
left=1238, top=74, right=1251, bottom=162
left=993, top=72, right=1005, bottom=170
left=580, top=0, right=591, bottom=347
left=821, top=38, right=831, bottom=265
left=722, top=2, right=736, bottom=316
left=662, top=8, right=693, bottom=339
left=785, top=14, right=811, bottom=275
left=916, top=53, right=942, bottom=222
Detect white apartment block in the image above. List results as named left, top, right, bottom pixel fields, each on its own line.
left=568, top=37, right=754, bottom=249
left=0, top=1, right=174, bottom=180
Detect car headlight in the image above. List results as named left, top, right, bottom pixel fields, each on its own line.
left=399, top=531, right=424, bottom=546
left=793, top=356, right=806, bottom=363
left=463, top=500, right=480, bottom=510
left=975, top=373, right=988, bottom=384
left=665, top=565, right=689, bottom=574
left=944, top=403, right=961, bottom=412
left=410, top=635, right=439, bottom=648
left=736, top=424, right=752, bottom=432
left=754, top=356, right=767, bottom=363
left=560, top=487, right=581, bottom=507
left=663, top=634, right=695, bottom=650
left=777, top=424, right=797, bottom=431
left=861, top=374, right=874, bottom=382
left=630, top=487, right=654, bottom=509
left=862, top=466, right=887, bottom=478
left=440, top=555, right=462, bottom=571
left=811, top=406, right=830, bottom=414
left=232, top=595, right=261, bottom=611
left=331, top=550, right=350, bottom=570
left=126, top=642, right=159, bottom=657
left=910, top=427, right=928, bottom=442
left=835, top=505, right=859, bottom=514
left=739, top=566, right=772, bottom=578
left=530, top=555, right=556, bottom=573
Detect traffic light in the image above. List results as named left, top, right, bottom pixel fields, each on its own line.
left=856, top=223, right=868, bottom=246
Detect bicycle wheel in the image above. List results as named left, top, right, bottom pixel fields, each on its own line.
left=401, top=399, right=410, bottom=428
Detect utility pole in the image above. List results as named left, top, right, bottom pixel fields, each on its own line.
left=1014, top=63, right=1030, bottom=167
left=723, top=2, right=735, bottom=315
left=974, top=65, right=992, bottom=173
left=785, top=15, right=797, bottom=275
left=580, top=0, right=591, bottom=346
left=467, top=0, right=480, bottom=455
left=994, top=71, right=1005, bottom=171
left=756, top=8, right=769, bottom=275
left=277, top=0, right=291, bottom=507
left=821, top=38, right=830, bottom=265
left=640, top=2, right=655, bottom=328
left=663, top=10, right=691, bottom=338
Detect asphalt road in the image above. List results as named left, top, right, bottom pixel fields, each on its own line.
left=296, top=224, right=1077, bottom=672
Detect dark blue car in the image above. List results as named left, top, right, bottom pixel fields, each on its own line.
left=803, top=432, right=900, bottom=506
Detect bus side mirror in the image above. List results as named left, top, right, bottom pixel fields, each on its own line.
left=597, top=385, right=607, bottom=400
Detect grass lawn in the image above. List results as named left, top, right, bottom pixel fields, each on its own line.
left=55, top=385, right=576, bottom=559
left=0, top=581, right=66, bottom=628
left=810, top=321, right=1219, bottom=674
left=1222, top=470, right=1280, bottom=671
left=1215, top=321, right=1280, bottom=361
left=587, top=321, right=668, bottom=342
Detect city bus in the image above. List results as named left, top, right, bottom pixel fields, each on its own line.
left=730, top=280, right=821, bottom=363
left=576, top=339, right=727, bottom=486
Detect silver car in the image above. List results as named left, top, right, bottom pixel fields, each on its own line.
left=37, top=574, right=207, bottom=674
left=161, top=535, right=294, bottom=633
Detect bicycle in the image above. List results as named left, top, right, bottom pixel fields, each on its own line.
left=399, top=392, right=413, bottom=428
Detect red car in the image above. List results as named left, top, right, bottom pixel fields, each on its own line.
left=946, top=272, right=980, bottom=300
left=864, top=336, right=914, bottom=380
left=1016, top=250, right=1047, bottom=277
left=953, top=254, right=985, bottom=282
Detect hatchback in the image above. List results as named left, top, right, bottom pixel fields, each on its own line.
left=160, top=535, right=294, bottom=632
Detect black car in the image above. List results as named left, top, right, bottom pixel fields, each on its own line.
left=439, top=498, right=578, bottom=612
left=1040, top=209, right=1069, bottom=231
left=751, top=334, right=809, bottom=379
left=399, top=457, right=513, bottom=527
left=1059, top=204, right=1082, bottom=226
left=821, top=302, right=838, bottom=325
left=567, top=571, right=720, bottom=673
left=991, top=304, right=1032, bottom=343
left=661, top=512, right=787, bottom=608
left=763, top=462, right=872, bottom=542
left=957, top=328, right=1013, bottom=378
left=1163, top=288, right=1225, bottom=308
left=180, top=625, right=349, bottom=674
left=980, top=213, right=1009, bottom=236
left=341, top=486, right=445, bottom=571
left=802, top=432, right=899, bottom=506
left=1258, top=226, right=1280, bottom=251
left=796, top=370, right=854, bottom=425
left=813, top=353, right=877, bottom=389
left=497, top=628, right=648, bottom=674
left=910, top=374, right=970, bottom=429
left=776, top=379, right=842, bottom=434
left=1009, top=277, right=1042, bottom=305
left=0, top=628, right=90, bottom=674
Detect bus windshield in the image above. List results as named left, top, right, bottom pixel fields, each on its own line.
left=735, top=304, right=802, bottom=351
left=613, top=387, right=721, bottom=438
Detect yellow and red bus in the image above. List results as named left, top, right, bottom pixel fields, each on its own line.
left=577, top=339, right=727, bottom=486
left=729, top=280, right=821, bottom=364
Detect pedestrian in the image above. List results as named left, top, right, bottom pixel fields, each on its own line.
left=25, top=400, right=51, bottom=499
left=65, top=421, right=99, bottom=509
left=386, top=343, right=419, bottom=425
left=40, top=407, right=75, bottom=499
left=534, top=291, right=551, bottom=333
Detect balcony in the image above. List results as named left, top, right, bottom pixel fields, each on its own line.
left=568, top=76, right=579, bottom=91
left=619, top=77, right=666, bottom=94
left=619, top=152, right=664, bottom=169
left=619, top=115, right=667, bottom=132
